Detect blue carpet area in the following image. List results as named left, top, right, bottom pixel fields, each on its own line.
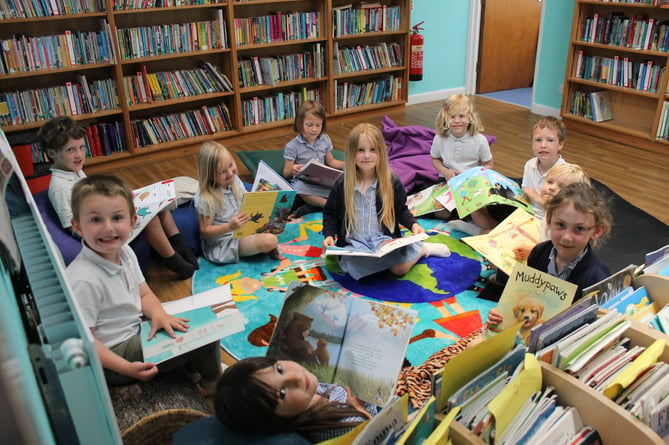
left=192, top=214, right=496, bottom=366
left=480, top=87, right=532, bottom=108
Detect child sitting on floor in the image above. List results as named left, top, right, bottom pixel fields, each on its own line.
left=215, top=357, right=376, bottom=443
left=38, top=116, right=198, bottom=279
left=66, top=174, right=221, bottom=390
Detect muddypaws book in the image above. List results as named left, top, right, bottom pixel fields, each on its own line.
left=233, top=160, right=296, bottom=238
left=266, top=282, right=417, bottom=406
left=489, top=262, right=578, bottom=345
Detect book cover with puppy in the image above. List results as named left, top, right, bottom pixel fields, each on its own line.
left=488, top=263, right=578, bottom=345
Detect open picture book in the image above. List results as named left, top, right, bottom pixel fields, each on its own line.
left=130, top=179, right=177, bottom=242
left=234, top=160, right=296, bottom=238
left=462, top=208, right=542, bottom=275
left=295, top=158, right=343, bottom=189
left=324, top=232, right=428, bottom=258
left=407, top=167, right=532, bottom=219
left=266, top=282, right=417, bottom=406
left=140, top=284, right=245, bottom=364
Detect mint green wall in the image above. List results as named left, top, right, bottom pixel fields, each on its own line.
left=533, top=0, right=576, bottom=110
left=408, top=0, right=575, bottom=112
left=407, top=1, right=470, bottom=95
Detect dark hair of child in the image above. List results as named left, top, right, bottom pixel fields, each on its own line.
left=71, top=174, right=136, bottom=222
left=292, top=100, right=327, bottom=134
left=544, top=182, right=612, bottom=248
left=37, top=116, right=87, bottom=158
left=214, top=356, right=365, bottom=436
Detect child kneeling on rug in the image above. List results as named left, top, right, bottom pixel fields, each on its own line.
left=322, top=123, right=451, bottom=280
left=215, top=357, right=376, bottom=443
left=66, top=174, right=221, bottom=391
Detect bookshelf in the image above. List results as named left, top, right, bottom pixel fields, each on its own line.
left=560, top=0, right=669, bottom=154
left=0, top=0, right=411, bottom=171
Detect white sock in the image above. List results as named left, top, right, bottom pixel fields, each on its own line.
left=449, top=220, right=482, bottom=236
left=425, top=242, right=451, bottom=258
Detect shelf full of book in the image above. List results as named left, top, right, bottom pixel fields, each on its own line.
left=0, top=0, right=411, bottom=171
left=560, top=0, right=669, bottom=153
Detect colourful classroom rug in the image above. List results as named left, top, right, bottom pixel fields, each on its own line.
left=192, top=214, right=497, bottom=366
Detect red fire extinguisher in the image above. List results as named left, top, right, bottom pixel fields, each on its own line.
left=410, top=21, right=425, bottom=81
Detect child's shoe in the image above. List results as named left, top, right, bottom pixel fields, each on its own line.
left=163, top=252, right=196, bottom=279
left=425, top=243, right=451, bottom=258
left=168, top=233, right=199, bottom=268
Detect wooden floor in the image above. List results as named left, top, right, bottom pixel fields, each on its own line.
left=103, top=96, right=669, bottom=302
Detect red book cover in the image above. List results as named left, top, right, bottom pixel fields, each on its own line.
left=91, top=123, right=103, bottom=156
left=140, top=64, right=152, bottom=103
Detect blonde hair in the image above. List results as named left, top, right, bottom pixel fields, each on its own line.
left=196, top=141, right=243, bottom=216
left=435, top=94, right=484, bottom=138
left=546, top=163, right=590, bottom=186
left=533, top=116, right=566, bottom=142
left=343, top=123, right=395, bottom=235
left=292, top=100, right=327, bottom=135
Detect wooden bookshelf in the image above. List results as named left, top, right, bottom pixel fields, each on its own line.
left=0, top=0, right=410, bottom=170
left=560, top=0, right=669, bottom=154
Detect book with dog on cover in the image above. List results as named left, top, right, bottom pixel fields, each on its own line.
left=266, top=282, right=417, bottom=406
left=488, top=262, right=578, bottom=345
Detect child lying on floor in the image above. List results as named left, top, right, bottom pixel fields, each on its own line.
left=215, top=357, right=376, bottom=443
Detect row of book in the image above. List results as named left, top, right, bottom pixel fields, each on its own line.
left=579, top=13, right=669, bottom=51
left=130, top=102, right=232, bottom=147
left=238, top=47, right=324, bottom=89
left=116, top=12, right=227, bottom=60
left=332, top=4, right=401, bottom=37
left=123, top=62, right=232, bottom=105
left=241, top=88, right=323, bottom=127
left=232, top=11, right=320, bottom=46
left=0, top=22, right=115, bottom=75
left=112, top=0, right=223, bottom=10
left=0, top=0, right=104, bottom=19
left=573, top=51, right=665, bottom=92
left=569, top=89, right=614, bottom=123
left=0, top=77, right=118, bottom=127
left=334, top=75, right=402, bottom=111
left=333, top=41, right=403, bottom=75
left=82, top=120, right=127, bottom=157
left=656, top=100, right=669, bottom=140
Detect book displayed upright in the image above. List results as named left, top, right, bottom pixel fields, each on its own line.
left=233, top=160, right=296, bottom=238
left=590, top=90, right=613, bottom=123
left=266, top=282, right=417, bottom=406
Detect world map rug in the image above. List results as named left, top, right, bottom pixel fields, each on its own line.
left=192, top=214, right=497, bottom=366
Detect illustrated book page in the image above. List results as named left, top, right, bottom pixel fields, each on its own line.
left=406, top=182, right=454, bottom=216
left=489, top=262, right=578, bottom=344
left=324, top=232, right=428, bottom=258
left=462, top=208, right=541, bottom=275
left=140, top=284, right=244, bottom=364
left=295, top=158, right=343, bottom=188
left=590, top=90, right=613, bottom=123
left=266, top=282, right=417, bottom=406
left=447, top=167, right=533, bottom=218
left=130, top=179, right=176, bottom=242
left=234, top=160, right=296, bottom=238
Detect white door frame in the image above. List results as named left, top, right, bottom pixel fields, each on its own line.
left=465, top=0, right=545, bottom=107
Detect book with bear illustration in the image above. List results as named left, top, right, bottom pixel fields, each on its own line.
left=488, top=263, right=578, bottom=345
left=233, top=160, right=296, bottom=238
left=266, top=282, right=417, bottom=406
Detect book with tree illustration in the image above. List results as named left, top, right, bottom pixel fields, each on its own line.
left=140, top=284, right=245, bottom=364
left=462, top=208, right=542, bottom=275
left=406, top=181, right=454, bottom=216
left=130, top=179, right=177, bottom=242
left=233, top=160, right=296, bottom=238
left=447, top=167, right=533, bottom=218
left=489, top=262, right=578, bottom=345
left=266, top=282, right=417, bottom=406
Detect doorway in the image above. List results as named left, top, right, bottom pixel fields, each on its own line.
left=465, top=0, right=544, bottom=108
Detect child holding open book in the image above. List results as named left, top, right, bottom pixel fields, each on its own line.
left=283, top=101, right=345, bottom=217
left=322, top=123, right=451, bottom=280
left=215, top=356, right=376, bottom=443
left=195, top=141, right=280, bottom=264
